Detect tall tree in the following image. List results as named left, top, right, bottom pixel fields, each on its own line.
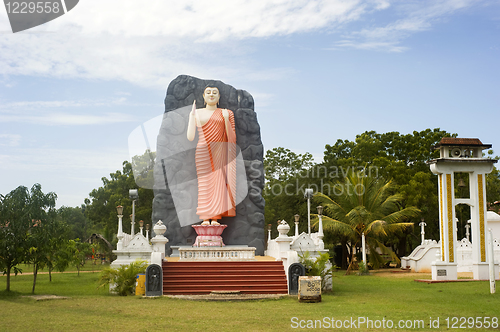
left=0, top=184, right=56, bottom=291
left=84, top=161, right=154, bottom=243
left=321, top=128, right=454, bottom=254
left=263, top=147, right=314, bottom=237
left=314, top=170, right=420, bottom=273
left=57, top=206, right=90, bottom=240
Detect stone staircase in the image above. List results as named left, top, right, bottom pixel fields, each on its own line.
left=162, top=260, right=288, bottom=295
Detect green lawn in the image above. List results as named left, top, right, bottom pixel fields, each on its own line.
left=1, top=270, right=499, bottom=331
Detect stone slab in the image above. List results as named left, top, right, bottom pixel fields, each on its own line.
left=298, top=276, right=322, bottom=303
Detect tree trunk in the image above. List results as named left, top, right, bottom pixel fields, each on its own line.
left=6, top=266, right=11, bottom=292
left=341, top=241, right=348, bottom=270
left=345, top=248, right=357, bottom=275
left=32, top=264, right=38, bottom=294
left=49, top=267, right=52, bottom=282
left=398, top=233, right=408, bottom=258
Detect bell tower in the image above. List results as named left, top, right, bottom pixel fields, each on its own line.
left=429, top=137, right=497, bottom=280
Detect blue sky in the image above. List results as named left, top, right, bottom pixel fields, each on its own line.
left=0, top=0, right=499, bottom=208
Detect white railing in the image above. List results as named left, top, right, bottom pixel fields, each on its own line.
left=179, top=247, right=256, bottom=261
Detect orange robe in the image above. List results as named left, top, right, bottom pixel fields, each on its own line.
left=195, top=108, right=237, bottom=220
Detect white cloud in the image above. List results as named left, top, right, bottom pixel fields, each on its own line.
left=0, top=98, right=146, bottom=125
left=52, top=0, right=364, bottom=39
left=0, top=111, right=136, bottom=125
left=0, top=0, right=485, bottom=84
left=0, top=0, right=382, bottom=87
left=0, top=134, right=21, bottom=146
left=0, top=147, right=127, bottom=172
left=333, top=0, right=479, bottom=52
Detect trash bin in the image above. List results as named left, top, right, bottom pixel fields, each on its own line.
left=135, top=274, right=146, bottom=296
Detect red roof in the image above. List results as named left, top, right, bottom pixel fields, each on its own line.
left=434, top=137, right=492, bottom=149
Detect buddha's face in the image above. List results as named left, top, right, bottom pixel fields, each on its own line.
left=203, top=87, right=220, bottom=106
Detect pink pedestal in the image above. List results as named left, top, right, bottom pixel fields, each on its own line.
left=192, top=224, right=228, bottom=247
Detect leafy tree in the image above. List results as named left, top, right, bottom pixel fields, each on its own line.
left=84, top=161, right=154, bottom=243
left=0, top=184, right=56, bottom=292
left=313, top=170, right=420, bottom=274
left=57, top=206, right=90, bottom=240
left=321, top=128, right=454, bottom=255
left=26, top=210, right=67, bottom=293
left=263, top=147, right=314, bottom=237
left=67, top=238, right=93, bottom=276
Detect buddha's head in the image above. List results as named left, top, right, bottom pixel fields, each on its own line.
left=203, top=86, right=220, bottom=107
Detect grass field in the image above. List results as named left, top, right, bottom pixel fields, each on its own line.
left=1, top=269, right=499, bottom=332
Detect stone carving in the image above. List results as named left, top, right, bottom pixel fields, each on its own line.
left=288, top=263, right=306, bottom=295
left=152, top=75, right=265, bottom=255
left=145, top=264, right=162, bottom=296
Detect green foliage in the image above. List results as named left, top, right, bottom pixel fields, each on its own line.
left=66, top=239, right=94, bottom=276
left=358, top=261, right=370, bottom=276
left=314, top=169, right=420, bottom=273
left=2, top=271, right=500, bottom=331
left=299, top=251, right=334, bottom=291
left=57, top=206, right=90, bottom=240
left=0, top=184, right=57, bottom=292
left=98, top=260, right=148, bottom=296
left=26, top=209, right=68, bottom=292
left=322, top=128, right=454, bottom=245
left=263, top=147, right=314, bottom=236
left=84, top=161, right=154, bottom=243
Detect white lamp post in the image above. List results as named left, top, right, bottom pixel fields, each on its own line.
left=304, top=188, right=313, bottom=235
left=129, top=189, right=138, bottom=235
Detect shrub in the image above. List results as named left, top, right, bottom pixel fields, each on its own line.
left=98, top=260, right=148, bottom=296
left=299, top=251, right=335, bottom=291
left=358, top=261, right=370, bottom=275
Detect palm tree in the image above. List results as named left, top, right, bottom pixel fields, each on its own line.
left=313, top=169, right=420, bottom=274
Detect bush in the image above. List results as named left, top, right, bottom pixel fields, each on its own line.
left=358, top=261, right=370, bottom=276
left=98, top=260, right=148, bottom=296
left=299, top=251, right=335, bottom=291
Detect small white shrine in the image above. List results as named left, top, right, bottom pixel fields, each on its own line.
left=265, top=209, right=329, bottom=278
left=426, top=137, right=499, bottom=280
left=110, top=204, right=168, bottom=268
left=402, top=211, right=500, bottom=274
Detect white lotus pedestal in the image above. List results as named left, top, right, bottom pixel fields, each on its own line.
left=179, top=224, right=256, bottom=261
left=192, top=224, right=227, bottom=247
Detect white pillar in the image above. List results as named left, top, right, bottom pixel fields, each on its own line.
left=488, top=229, right=496, bottom=294
left=117, top=214, right=124, bottom=250
left=294, top=221, right=299, bottom=237
left=318, top=214, right=324, bottom=241
left=151, top=221, right=168, bottom=266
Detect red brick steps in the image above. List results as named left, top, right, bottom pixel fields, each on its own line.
left=162, top=260, right=288, bottom=295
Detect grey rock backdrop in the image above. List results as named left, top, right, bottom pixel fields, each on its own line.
left=152, top=75, right=265, bottom=255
